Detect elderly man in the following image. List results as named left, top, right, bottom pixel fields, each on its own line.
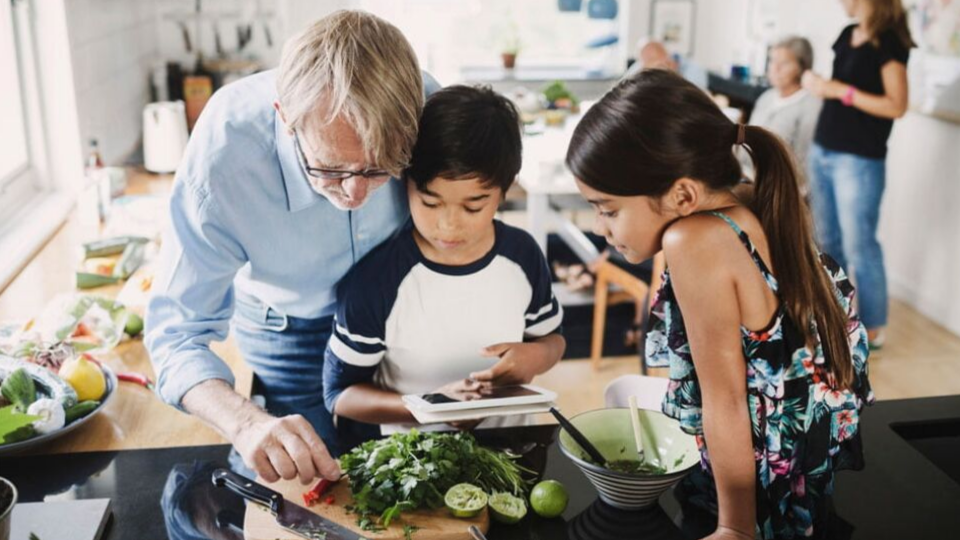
left=145, top=11, right=436, bottom=484
left=625, top=38, right=707, bottom=88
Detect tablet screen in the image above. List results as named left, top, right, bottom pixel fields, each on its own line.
left=421, top=385, right=541, bottom=404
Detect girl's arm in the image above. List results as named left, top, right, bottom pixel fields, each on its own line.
left=803, top=61, right=909, bottom=119
left=663, top=219, right=757, bottom=539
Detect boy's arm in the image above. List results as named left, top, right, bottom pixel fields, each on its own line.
left=333, top=383, right=416, bottom=424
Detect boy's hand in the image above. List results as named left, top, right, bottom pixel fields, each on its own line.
left=432, top=378, right=484, bottom=401
left=471, top=341, right=550, bottom=387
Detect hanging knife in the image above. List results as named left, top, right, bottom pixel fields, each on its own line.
left=212, top=468, right=362, bottom=540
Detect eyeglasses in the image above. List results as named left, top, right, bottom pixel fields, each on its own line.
left=292, top=131, right=391, bottom=181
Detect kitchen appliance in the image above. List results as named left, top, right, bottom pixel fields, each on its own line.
left=143, top=101, right=189, bottom=174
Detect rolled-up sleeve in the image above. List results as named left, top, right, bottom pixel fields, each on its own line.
left=145, top=174, right=247, bottom=410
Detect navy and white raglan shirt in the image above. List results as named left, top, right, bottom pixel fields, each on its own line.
left=322, top=219, right=563, bottom=431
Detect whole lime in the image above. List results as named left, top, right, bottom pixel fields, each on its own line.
left=529, top=480, right=568, bottom=518
left=124, top=313, right=144, bottom=337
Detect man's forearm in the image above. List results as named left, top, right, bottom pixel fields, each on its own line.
left=181, top=379, right=271, bottom=442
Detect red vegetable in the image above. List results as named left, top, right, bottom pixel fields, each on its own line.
left=302, top=478, right=334, bottom=506
left=323, top=495, right=335, bottom=505
left=81, top=354, right=155, bottom=390
left=117, top=372, right=154, bottom=390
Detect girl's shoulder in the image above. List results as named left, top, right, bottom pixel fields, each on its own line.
left=662, top=208, right=764, bottom=266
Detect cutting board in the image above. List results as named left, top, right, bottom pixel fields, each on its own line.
left=11, top=498, right=111, bottom=540
left=244, top=477, right=488, bottom=540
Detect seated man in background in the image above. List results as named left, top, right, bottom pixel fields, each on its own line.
left=322, top=86, right=565, bottom=442
left=624, top=38, right=708, bottom=89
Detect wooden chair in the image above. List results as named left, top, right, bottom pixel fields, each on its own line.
left=590, top=253, right=665, bottom=371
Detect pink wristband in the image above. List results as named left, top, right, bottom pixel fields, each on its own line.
left=841, top=85, right=856, bottom=106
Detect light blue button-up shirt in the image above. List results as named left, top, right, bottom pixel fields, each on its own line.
left=145, top=69, right=438, bottom=409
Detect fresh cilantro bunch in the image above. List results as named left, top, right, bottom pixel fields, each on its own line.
left=339, top=430, right=533, bottom=529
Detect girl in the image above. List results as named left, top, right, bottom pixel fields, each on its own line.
left=802, top=0, right=914, bottom=349
left=566, top=70, right=872, bottom=539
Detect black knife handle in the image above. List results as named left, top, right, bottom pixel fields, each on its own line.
left=212, top=468, right=283, bottom=515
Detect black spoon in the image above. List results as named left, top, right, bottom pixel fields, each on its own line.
left=550, top=407, right=607, bottom=465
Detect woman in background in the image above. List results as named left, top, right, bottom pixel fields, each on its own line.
left=748, top=36, right=821, bottom=191
left=802, top=0, right=914, bottom=349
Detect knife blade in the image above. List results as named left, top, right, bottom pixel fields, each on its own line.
left=212, top=468, right=362, bottom=540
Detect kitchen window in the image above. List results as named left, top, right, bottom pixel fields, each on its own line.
left=0, top=0, right=45, bottom=223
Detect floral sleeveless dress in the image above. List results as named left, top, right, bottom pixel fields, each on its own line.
left=645, top=211, right=873, bottom=539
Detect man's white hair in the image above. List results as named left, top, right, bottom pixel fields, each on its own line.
left=277, top=10, right=423, bottom=174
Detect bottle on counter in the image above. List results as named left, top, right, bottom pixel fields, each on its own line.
left=78, top=138, right=111, bottom=240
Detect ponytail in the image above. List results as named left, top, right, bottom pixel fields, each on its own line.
left=742, top=126, right=854, bottom=389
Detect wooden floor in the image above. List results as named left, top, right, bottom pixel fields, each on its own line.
left=532, top=298, right=960, bottom=422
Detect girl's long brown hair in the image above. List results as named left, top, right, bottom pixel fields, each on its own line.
left=864, top=0, right=916, bottom=49
left=566, top=70, right=854, bottom=389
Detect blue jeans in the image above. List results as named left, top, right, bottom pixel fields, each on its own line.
left=808, top=143, right=888, bottom=329
left=232, top=293, right=378, bottom=457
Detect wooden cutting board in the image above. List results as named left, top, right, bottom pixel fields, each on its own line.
left=244, top=477, right=489, bottom=540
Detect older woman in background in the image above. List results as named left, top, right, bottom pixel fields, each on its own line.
left=747, top=36, right=821, bottom=189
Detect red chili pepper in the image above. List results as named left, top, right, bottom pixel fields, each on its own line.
left=117, top=372, right=155, bottom=390
left=82, top=354, right=155, bottom=390
left=302, top=478, right=334, bottom=506
left=323, top=495, right=335, bottom=505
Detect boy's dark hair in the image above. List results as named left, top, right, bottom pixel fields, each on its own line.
left=404, top=85, right=522, bottom=193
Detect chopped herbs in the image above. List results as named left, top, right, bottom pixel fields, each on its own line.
left=339, top=430, right=533, bottom=529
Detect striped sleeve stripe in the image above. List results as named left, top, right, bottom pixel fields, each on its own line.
left=332, top=324, right=385, bottom=356
left=335, top=323, right=385, bottom=346
left=525, top=298, right=561, bottom=327
left=525, top=301, right=556, bottom=321
left=525, top=308, right=564, bottom=338
left=328, top=334, right=385, bottom=367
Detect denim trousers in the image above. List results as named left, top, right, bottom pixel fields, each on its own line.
left=232, top=292, right=378, bottom=458
left=808, top=143, right=888, bottom=328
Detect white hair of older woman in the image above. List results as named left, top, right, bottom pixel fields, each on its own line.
left=772, top=36, right=814, bottom=74
left=277, top=10, right=424, bottom=175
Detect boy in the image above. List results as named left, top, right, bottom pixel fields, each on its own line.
left=322, top=85, right=565, bottom=436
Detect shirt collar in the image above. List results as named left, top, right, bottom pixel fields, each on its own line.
left=275, top=110, right=325, bottom=212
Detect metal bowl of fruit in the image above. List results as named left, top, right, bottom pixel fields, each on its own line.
left=0, top=354, right=117, bottom=455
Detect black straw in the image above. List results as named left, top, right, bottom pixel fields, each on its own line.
left=550, top=407, right=607, bottom=465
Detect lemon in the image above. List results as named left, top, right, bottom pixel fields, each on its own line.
left=444, top=483, right=488, bottom=518
left=530, top=480, right=568, bottom=519
left=59, top=356, right=106, bottom=401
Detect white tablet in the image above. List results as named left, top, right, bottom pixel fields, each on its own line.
left=402, top=384, right=557, bottom=413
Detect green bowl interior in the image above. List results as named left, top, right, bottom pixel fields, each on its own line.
left=559, top=408, right=699, bottom=474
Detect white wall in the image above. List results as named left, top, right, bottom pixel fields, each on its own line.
left=65, top=0, right=160, bottom=166
left=883, top=115, right=960, bottom=335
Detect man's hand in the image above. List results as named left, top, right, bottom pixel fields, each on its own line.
left=181, top=379, right=340, bottom=484
left=233, top=411, right=341, bottom=484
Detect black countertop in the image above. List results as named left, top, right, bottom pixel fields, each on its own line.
left=3, top=395, right=960, bottom=539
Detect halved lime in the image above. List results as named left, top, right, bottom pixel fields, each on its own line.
left=488, top=492, right=527, bottom=524
left=444, top=483, right=488, bottom=518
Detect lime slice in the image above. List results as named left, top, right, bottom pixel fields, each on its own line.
left=529, top=480, right=569, bottom=519
left=488, top=492, right=527, bottom=524
left=444, top=483, right=488, bottom=518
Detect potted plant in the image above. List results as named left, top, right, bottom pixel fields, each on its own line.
left=0, top=477, right=16, bottom=540
left=500, top=23, right=521, bottom=69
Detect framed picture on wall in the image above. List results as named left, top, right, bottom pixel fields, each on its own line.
left=650, top=0, right=696, bottom=57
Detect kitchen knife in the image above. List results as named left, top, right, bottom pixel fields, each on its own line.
left=212, top=468, right=362, bottom=540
